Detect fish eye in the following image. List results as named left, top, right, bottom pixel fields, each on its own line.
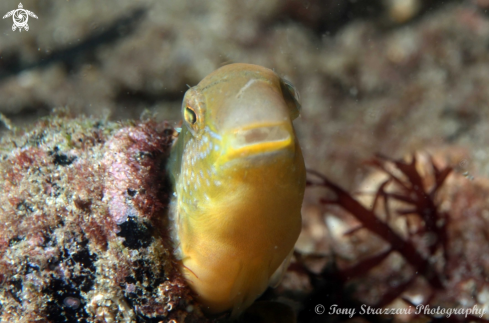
left=184, top=106, right=197, bottom=125
left=182, top=88, right=205, bottom=135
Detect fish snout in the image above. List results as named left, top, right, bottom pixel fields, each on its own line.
left=218, top=123, right=295, bottom=164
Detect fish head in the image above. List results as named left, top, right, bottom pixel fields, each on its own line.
left=177, top=63, right=301, bottom=174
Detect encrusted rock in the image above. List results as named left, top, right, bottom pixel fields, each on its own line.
left=0, top=113, right=208, bottom=322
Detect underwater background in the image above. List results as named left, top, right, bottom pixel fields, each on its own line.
left=1, top=0, right=489, bottom=322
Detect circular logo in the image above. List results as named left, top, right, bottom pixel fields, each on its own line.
left=3, top=4, right=38, bottom=32
left=315, top=304, right=325, bottom=315
left=13, top=10, right=28, bottom=27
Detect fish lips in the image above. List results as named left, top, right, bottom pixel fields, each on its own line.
left=215, top=122, right=296, bottom=166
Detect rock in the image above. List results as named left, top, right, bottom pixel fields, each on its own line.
left=0, top=113, right=208, bottom=322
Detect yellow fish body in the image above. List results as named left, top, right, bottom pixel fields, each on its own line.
left=168, top=63, right=306, bottom=316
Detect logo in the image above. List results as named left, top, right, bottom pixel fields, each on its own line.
left=3, top=3, right=38, bottom=32
left=315, top=304, right=325, bottom=314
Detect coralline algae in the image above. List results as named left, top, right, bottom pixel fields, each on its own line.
left=0, top=114, right=208, bottom=322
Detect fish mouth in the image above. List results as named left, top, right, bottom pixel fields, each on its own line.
left=217, top=123, right=294, bottom=164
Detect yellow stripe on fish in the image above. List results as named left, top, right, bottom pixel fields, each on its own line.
left=168, top=63, right=306, bottom=316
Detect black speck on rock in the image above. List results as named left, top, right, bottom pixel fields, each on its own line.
left=71, top=240, right=97, bottom=271
left=8, top=236, right=23, bottom=246
left=53, top=153, right=76, bottom=166
left=45, top=278, right=88, bottom=323
left=41, top=230, right=53, bottom=248
left=133, top=259, right=164, bottom=293
left=117, top=218, right=153, bottom=249
left=127, top=188, right=137, bottom=197
left=135, top=151, right=154, bottom=161
left=125, top=276, right=137, bottom=284
left=50, top=147, right=76, bottom=166
left=25, top=262, right=40, bottom=274
left=9, top=279, right=23, bottom=304
left=16, top=201, right=34, bottom=213
left=43, top=239, right=97, bottom=322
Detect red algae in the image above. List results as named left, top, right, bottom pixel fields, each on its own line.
left=296, top=151, right=489, bottom=322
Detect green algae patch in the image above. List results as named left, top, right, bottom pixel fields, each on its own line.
left=0, top=114, right=208, bottom=323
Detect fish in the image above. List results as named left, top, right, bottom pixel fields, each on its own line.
left=168, top=63, right=306, bottom=316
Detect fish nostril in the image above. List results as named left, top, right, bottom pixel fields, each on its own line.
left=234, top=125, right=290, bottom=148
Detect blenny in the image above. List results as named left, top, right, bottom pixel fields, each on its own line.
left=168, top=63, right=306, bottom=316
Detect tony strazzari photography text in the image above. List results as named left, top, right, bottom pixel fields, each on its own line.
left=326, top=304, right=486, bottom=318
